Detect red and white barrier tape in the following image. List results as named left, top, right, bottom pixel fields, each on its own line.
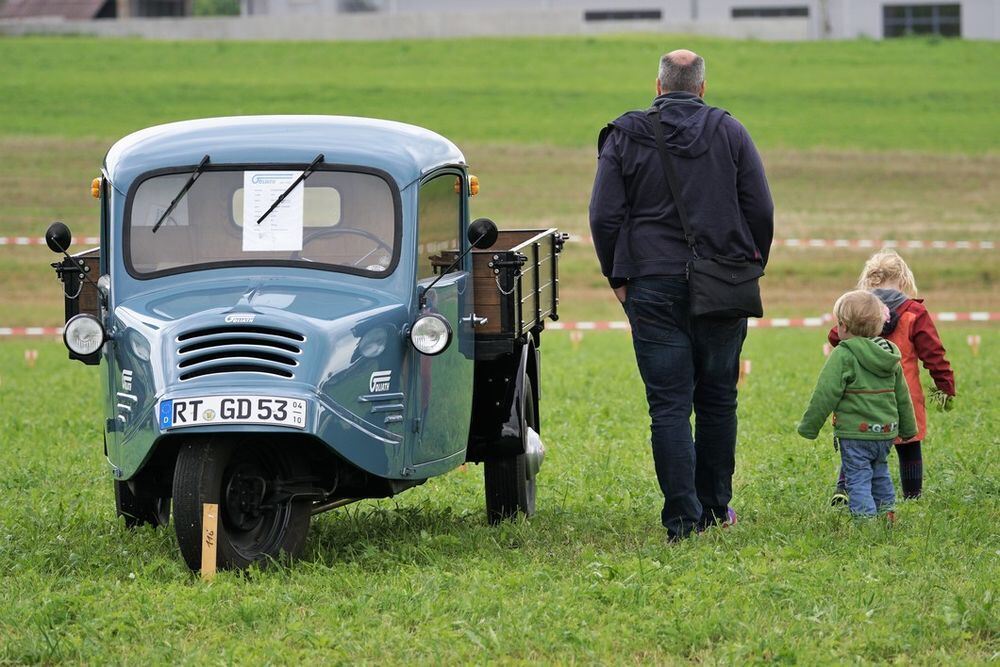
left=2, top=312, right=996, bottom=337
left=565, top=235, right=994, bottom=250
left=0, top=327, right=65, bottom=336
left=547, top=311, right=999, bottom=331
left=1, top=235, right=994, bottom=250
left=0, top=236, right=101, bottom=246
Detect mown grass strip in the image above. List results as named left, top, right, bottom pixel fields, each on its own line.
left=1, top=36, right=997, bottom=152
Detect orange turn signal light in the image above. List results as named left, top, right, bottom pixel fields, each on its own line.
left=469, top=174, right=480, bottom=197
left=91, top=177, right=101, bottom=199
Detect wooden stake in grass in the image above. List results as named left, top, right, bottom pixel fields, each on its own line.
left=23, top=349, right=38, bottom=368
left=967, top=334, right=981, bottom=356
left=738, top=359, right=752, bottom=388
left=201, top=503, right=218, bottom=581
left=570, top=330, right=584, bottom=351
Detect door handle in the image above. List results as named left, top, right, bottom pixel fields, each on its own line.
left=461, top=313, right=488, bottom=328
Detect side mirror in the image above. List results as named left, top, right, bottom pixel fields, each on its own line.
left=468, top=217, right=498, bottom=250
left=46, top=221, right=72, bottom=254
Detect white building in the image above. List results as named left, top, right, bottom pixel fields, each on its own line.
left=240, top=0, right=999, bottom=41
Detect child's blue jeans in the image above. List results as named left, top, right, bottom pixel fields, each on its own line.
left=838, top=438, right=895, bottom=517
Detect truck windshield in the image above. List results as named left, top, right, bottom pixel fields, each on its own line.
left=127, top=168, right=398, bottom=278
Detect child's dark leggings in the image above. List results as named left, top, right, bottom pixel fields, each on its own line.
left=894, top=441, right=923, bottom=499
left=838, top=441, right=922, bottom=499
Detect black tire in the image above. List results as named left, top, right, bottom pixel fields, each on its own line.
left=484, top=380, right=538, bottom=524
left=115, top=480, right=170, bottom=529
left=172, top=438, right=311, bottom=572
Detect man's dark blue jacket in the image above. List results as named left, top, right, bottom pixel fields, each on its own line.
left=589, top=92, right=774, bottom=288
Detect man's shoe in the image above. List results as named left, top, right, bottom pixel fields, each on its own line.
left=723, top=507, right=738, bottom=527
left=831, top=487, right=849, bottom=507
left=885, top=510, right=896, bottom=524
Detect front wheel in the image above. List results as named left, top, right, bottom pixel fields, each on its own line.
left=172, top=438, right=311, bottom=571
left=484, top=380, right=540, bottom=524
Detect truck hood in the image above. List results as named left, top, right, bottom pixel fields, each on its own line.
left=112, top=275, right=409, bottom=395
left=123, top=275, right=392, bottom=323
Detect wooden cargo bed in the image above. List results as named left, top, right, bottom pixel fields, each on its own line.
left=433, top=228, right=565, bottom=350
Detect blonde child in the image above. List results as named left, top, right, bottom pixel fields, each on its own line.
left=828, top=250, right=956, bottom=501
left=799, top=291, right=917, bottom=518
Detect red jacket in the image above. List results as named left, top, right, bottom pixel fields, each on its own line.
left=829, top=299, right=955, bottom=443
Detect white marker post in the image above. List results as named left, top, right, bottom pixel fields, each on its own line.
left=967, top=334, right=981, bottom=357
left=201, top=503, right=218, bottom=581
left=738, top=359, right=752, bottom=388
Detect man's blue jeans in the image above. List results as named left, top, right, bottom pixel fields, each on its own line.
left=623, top=276, right=747, bottom=539
left=838, top=438, right=895, bottom=517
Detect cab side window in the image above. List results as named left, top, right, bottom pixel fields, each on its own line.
left=416, top=173, right=462, bottom=281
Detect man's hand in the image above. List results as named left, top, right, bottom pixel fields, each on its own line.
left=613, top=285, right=628, bottom=304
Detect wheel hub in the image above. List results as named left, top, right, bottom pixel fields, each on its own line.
left=524, top=426, right=545, bottom=477
left=224, top=463, right=268, bottom=531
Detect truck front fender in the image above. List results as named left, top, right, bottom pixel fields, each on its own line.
left=465, top=337, right=538, bottom=462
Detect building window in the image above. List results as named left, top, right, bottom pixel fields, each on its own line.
left=731, top=6, right=809, bottom=18
left=883, top=4, right=961, bottom=37
left=584, top=9, right=662, bottom=21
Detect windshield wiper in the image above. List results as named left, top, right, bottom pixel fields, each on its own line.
left=151, top=155, right=210, bottom=233
left=256, top=153, right=325, bottom=225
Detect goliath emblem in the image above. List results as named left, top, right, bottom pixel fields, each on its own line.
left=225, top=314, right=256, bottom=324
left=369, top=370, right=391, bottom=393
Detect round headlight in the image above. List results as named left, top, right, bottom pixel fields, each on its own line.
left=63, top=314, right=105, bottom=356
left=409, top=313, right=452, bottom=356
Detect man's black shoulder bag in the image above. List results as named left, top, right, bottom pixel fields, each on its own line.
left=648, top=108, right=764, bottom=319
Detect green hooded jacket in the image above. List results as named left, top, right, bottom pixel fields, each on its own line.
left=798, top=336, right=917, bottom=441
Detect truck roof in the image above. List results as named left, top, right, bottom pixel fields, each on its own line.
left=104, top=115, right=466, bottom=193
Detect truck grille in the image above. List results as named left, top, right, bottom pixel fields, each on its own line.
left=176, top=325, right=304, bottom=381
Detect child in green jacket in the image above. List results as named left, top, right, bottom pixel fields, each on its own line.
left=798, top=290, right=918, bottom=518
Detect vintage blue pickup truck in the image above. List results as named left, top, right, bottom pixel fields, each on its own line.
left=47, top=116, right=563, bottom=571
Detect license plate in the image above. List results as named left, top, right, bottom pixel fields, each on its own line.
left=158, top=396, right=306, bottom=430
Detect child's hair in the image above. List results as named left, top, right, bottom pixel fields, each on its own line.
left=857, top=249, right=918, bottom=296
left=834, top=290, right=885, bottom=337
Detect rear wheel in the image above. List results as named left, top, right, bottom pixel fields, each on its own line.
left=172, top=438, right=311, bottom=571
left=114, top=480, right=170, bottom=529
left=484, top=380, right=538, bottom=524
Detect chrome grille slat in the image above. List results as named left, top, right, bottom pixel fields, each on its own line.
left=178, top=337, right=301, bottom=355
left=180, top=365, right=293, bottom=381
left=177, top=325, right=304, bottom=342
left=178, top=350, right=298, bottom=369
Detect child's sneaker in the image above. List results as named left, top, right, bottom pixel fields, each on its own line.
left=830, top=486, right=849, bottom=507
left=885, top=510, right=896, bottom=524
left=723, top=507, right=738, bottom=527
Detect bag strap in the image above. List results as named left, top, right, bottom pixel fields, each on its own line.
left=647, top=107, right=699, bottom=258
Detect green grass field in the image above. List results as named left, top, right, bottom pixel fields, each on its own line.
left=1, top=330, right=997, bottom=663
left=1, top=37, right=998, bottom=152
left=0, top=35, right=998, bottom=664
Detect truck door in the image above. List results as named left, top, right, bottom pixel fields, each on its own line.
left=410, top=171, right=474, bottom=467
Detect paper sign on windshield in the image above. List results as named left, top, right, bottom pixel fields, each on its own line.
left=242, top=171, right=304, bottom=252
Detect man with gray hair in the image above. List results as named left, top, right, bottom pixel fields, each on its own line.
left=589, top=49, right=773, bottom=541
